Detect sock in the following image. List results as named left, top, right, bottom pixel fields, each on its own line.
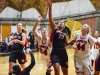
left=91, top=60, right=94, bottom=67
left=46, top=72, right=51, bottom=75
left=9, top=73, right=12, bottom=75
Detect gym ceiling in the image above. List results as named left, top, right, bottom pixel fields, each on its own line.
left=0, top=0, right=100, bottom=18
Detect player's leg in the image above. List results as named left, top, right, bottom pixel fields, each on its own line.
left=83, top=57, right=93, bottom=75
left=74, top=56, right=84, bottom=75
left=46, top=59, right=53, bottom=75
left=94, top=55, right=100, bottom=75
left=51, top=54, right=60, bottom=75
left=9, top=52, right=16, bottom=75
left=18, top=51, right=25, bottom=70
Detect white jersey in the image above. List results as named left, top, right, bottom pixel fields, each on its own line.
left=92, top=37, right=100, bottom=50
left=91, top=37, right=100, bottom=60
left=38, top=36, right=51, bottom=56
left=37, top=36, right=53, bottom=71
left=74, top=33, right=97, bottom=59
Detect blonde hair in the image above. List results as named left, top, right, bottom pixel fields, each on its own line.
left=82, top=24, right=91, bottom=35
left=22, top=28, right=27, bottom=34
left=87, top=25, right=91, bottom=35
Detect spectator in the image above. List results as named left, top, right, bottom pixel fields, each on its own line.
left=28, top=29, right=35, bottom=51
left=0, top=34, right=8, bottom=52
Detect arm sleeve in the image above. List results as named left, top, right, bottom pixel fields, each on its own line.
left=88, top=35, right=97, bottom=45
left=24, top=54, right=35, bottom=72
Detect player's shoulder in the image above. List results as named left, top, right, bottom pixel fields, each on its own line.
left=75, top=33, right=81, bottom=37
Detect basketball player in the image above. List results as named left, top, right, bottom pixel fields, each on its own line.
left=12, top=50, right=35, bottom=75
left=69, top=24, right=100, bottom=75
left=8, top=23, right=26, bottom=75
left=47, top=0, right=71, bottom=75
left=90, top=31, right=100, bottom=69
left=32, top=16, right=53, bottom=75
left=93, top=31, right=100, bottom=75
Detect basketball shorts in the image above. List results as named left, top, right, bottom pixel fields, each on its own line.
left=40, top=54, right=53, bottom=72
left=95, top=54, right=100, bottom=71
left=74, top=56, right=93, bottom=75
left=9, top=50, right=25, bottom=64
left=51, top=49, right=68, bottom=68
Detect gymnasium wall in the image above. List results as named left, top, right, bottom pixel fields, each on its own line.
left=11, top=24, right=26, bottom=33
left=96, top=17, right=100, bottom=34
left=0, top=25, right=1, bottom=34
left=1, top=24, right=11, bottom=40
left=1, top=24, right=26, bottom=40
left=0, top=17, right=98, bottom=40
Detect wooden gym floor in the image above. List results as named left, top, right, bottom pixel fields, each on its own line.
left=0, top=49, right=76, bottom=75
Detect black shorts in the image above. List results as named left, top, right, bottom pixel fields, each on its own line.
left=51, top=48, right=68, bottom=68
left=95, top=55, right=100, bottom=71
left=9, top=50, right=25, bottom=64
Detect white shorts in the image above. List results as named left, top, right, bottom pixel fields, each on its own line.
left=40, top=54, right=53, bottom=72
left=91, top=49, right=99, bottom=60
left=74, top=56, right=93, bottom=75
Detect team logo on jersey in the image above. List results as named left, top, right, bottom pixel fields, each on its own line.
left=39, top=45, right=48, bottom=55
left=76, top=40, right=87, bottom=51
left=13, top=36, right=17, bottom=38
left=56, top=30, right=66, bottom=35
left=56, top=30, right=66, bottom=39
left=18, top=36, right=21, bottom=39
left=13, top=35, right=21, bottom=39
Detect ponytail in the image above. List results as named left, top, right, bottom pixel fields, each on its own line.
left=63, top=26, right=71, bottom=39
left=22, top=28, right=27, bottom=34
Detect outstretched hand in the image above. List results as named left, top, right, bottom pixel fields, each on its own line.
left=37, top=16, right=42, bottom=21
left=46, top=0, right=52, bottom=7
left=72, top=45, right=78, bottom=50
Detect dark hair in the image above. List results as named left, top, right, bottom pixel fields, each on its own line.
left=13, top=65, right=21, bottom=74
left=62, top=26, right=71, bottom=39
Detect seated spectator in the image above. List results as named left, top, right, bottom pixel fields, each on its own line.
left=0, top=34, right=8, bottom=52
left=4, top=35, right=12, bottom=52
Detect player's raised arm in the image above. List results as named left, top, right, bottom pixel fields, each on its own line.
left=32, top=16, right=42, bottom=40
left=46, top=0, right=56, bottom=33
